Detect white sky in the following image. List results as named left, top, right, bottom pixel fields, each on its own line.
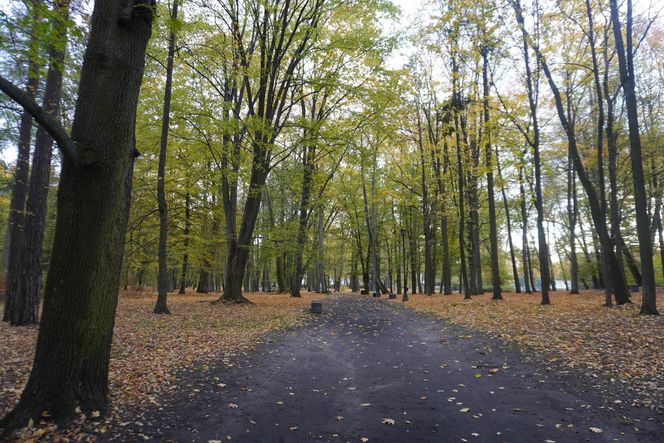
left=387, top=0, right=427, bottom=68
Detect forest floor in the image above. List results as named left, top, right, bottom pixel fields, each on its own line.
left=0, top=290, right=317, bottom=441
left=105, top=294, right=661, bottom=443
left=406, top=290, right=664, bottom=415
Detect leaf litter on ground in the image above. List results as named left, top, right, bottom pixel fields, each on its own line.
left=0, top=290, right=317, bottom=441
left=406, top=290, right=664, bottom=413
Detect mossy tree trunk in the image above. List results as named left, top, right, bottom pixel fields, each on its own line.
left=0, top=0, right=153, bottom=432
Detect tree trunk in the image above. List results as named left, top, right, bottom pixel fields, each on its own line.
left=17, top=0, right=71, bottom=324
left=567, top=131, right=580, bottom=294
left=609, top=0, right=658, bottom=314
left=604, top=27, right=628, bottom=290
left=519, top=164, right=532, bottom=294
left=178, top=187, right=190, bottom=294
left=197, top=267, right=209, bottom=294
left=291, top=134, right=315, bottom=297
left=482, top=48, right=502, bottom=300
left=0, top=0, right=153, bottom=431
left=584, top=0, right=612, bottom=305
left=415, top=112, right=436, bottom=295
left=3, top=1, right=41, bottom=325
left=514, top=1, right=551, bottom=304
left=658, top=216, right=664, bottom=282
left=452, top=53, right=470, bottom=299
left=620, top=237, right=642, bottom=285
left=513, top=0, right=629, bottom=305
left=154, top=0, right=179, bottom=314
left=496, top=147, right=520, bottom=293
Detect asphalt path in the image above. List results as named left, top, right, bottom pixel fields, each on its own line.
left=108, top=295, right=662, bottom=442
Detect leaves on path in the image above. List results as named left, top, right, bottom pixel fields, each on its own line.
left=408, top=291, right=664, bottom=411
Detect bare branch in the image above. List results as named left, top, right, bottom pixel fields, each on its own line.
left=0, top=74, right=78, bottom=165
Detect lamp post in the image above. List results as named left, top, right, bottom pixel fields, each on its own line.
left=401, top=228, right=408, bottom=302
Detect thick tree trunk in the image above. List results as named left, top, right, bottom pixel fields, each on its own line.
left=0, top=0, right=153, bottom=431
left=219, top=174, right=263, bottom=303
left=197, top=264, right=210, bottom=294
left=154, top=0, right=179, bottom=314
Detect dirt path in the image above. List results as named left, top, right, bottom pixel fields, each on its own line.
left=108, top=295, right=661, bottom=442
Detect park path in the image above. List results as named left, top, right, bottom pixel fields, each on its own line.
left=109, top=295, right=661, bottom=442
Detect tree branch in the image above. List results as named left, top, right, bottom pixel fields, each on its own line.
left=0, top=74, right=78, bottom=165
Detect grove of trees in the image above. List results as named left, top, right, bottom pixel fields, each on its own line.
left=0, top=0, right=662, bottom=432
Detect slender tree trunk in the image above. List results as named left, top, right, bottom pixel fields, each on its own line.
left=291, top=140, right=315, bottom=297
left=178, top=187, right=190, bottom=294
left=513, top=0, right=629, bottom=305
left=568, top=152, right=580, bottom=294
left=519, top=164, right=532, bottom=294
left=417, top=113, right=434, bottom=295
left=515, top=1, right=550, bottom=304
left=452, top=53, right=470, bottom=299
left=580, top=220, right=599, bottom=288
left=441, top=145, right=451, bottom=295
left=584, top=0, right=612, bottom=305
left=154, top=0, right=179, bottom=314
left=482, top=48, right=502, bottom=300
left=351, top=245, right=359, bottom=292
left=527, top=242, right=536, bottom=292
left=658, top=215, right=664, bottom=282
left=408, top=207, right=418, bottom=295
left=603, top=30, right=627, bottom=291
left=18, top=0, right=71, bottom=323
left=3, top=1, right=41, bottom=324
left=620, top=237, right=642, bottom=285
left=496, top=147, right=520, bottom=293
left=609, top=0, right=658, bottom=314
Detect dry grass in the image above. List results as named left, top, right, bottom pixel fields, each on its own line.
left=0, top=290, right=317, bottom=438
left=406, top=290, right=664, bottom=410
